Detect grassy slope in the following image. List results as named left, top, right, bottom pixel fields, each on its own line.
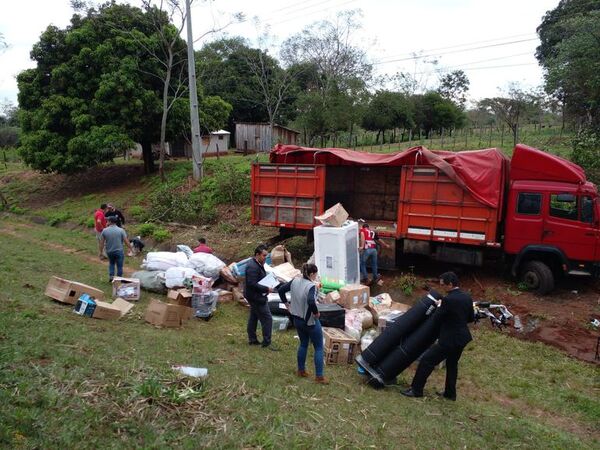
left=0, top=217, right=598, bottom=449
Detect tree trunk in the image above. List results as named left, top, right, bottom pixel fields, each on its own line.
left=142, top=140, right=155, bottom=174
left=159, top=50, right=174, bottom=182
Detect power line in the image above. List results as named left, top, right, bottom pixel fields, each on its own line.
left=374, top=38, right=539, bottom=65
left=263, top=0, right=344, bottom=22
left=451, top=52, right=533, bottom=68
left=266, top=0, right=359, bottom=26
left=412, top=62, right=537, bottom=76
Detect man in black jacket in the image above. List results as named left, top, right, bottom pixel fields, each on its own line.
left=402, top=271, right=475, bottom=400
left=245, top=245, right=276, bottom=350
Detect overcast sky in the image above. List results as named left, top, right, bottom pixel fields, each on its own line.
left=0, top=0, right=559, bottom=107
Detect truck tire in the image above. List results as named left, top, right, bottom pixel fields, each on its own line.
left=520, top=261, right=554, bottom=295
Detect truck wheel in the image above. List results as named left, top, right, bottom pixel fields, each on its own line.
left=520, top=261, right=554, bottom=295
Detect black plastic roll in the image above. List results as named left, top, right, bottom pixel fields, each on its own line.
left=374, top=309, right=441, bottom=381
left=361, top=290, right=440, bottom=367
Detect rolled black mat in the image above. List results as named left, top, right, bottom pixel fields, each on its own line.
left=360, top=290, right=440, bottom=367
left=374, top=309, right=441, bottom=381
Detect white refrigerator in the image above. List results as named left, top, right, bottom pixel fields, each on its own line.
left=314, top=220, right=360, bottom=285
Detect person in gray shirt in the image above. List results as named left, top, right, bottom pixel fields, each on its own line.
left=100, top=216, right=133, bottom=282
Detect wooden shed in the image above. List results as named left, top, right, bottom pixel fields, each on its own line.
left=235, top=122, right=300, bottom=153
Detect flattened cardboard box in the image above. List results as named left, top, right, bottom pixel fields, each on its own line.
left=367, top=301, right=410, bottom=323
left=94, top=298, right=135, bottom=320
left=167, top=288, right=193, bottom=307
left=45, top=276, right=105, bottom=305
left=338, top=284, right=370, bottom=309
left=144, top=299, right=193, bottom=328
left=315, top=202, right=349, bottom=227
left=214, top=289, right=233, bottom=303
left=112, top=277, right=141, bottom=301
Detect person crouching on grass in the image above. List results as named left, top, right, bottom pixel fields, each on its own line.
left=278, top=263, right=328, bottom=385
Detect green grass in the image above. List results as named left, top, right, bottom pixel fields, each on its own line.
left=0, top=217, right=598, bottom=449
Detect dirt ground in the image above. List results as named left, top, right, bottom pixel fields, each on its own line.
left=374, top=262, right=600, bottom=365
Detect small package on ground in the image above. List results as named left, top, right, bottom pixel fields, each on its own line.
left=111, top=277, right=141, bottom=301
left=271, top=262, right=301, bottom=283
left=191, top=274, right=214, bottom=295
left=46, top=276, right=105, bottom=305
left=315, top=203, right=349, bottom=227
left=323, top=290, right=341, bottom=304
left=323, top=327, right=360, bottom=365
left=213, top=288, right=233, bottom=303
left=270, top=245, right=292, bottom=267
left=144, top=299, right=192, bottom=328
left=317, top=303, right=345, bottom=329
left=191, top=291, right=218, bottom=320
left=74, top=294, right=96, bottom=317
left=132, top=270, right=167, bottom=294
left=338, top=284, right=370, bottom=309
left=167, top=288, right=193, bottom=307
left=268, top=292, right=291, bottom=317
left=93, top=298, right=134, bottom=320
left=259, top=315, right=290, bottom=332
left=367, top=300, right=410, bottom=323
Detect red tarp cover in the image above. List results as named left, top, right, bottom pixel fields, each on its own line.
left=510, top=144, right=586, bottom=184
left=270, top=144, right=509, bottom=209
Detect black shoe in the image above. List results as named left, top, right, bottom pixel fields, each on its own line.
left=401, top=388, right=423, bottom=398
left=436, top=391, right=456, bottom=401
left=249, top=340, right=262, bottom=346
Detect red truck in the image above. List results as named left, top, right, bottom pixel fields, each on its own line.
left=251, top=144, right=600, bottom=294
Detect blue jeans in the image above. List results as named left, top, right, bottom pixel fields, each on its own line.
left=107, top=250, right=124, bottom=279
left=293, top=317, right=324, bottom=377
left=360, top=248, right=378, bottom=280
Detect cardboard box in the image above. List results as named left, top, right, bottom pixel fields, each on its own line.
left=270, top=245, right=292, bottom=267
left=112, top=277, right=141, bottom=301
left=167, top=288, right=193, bottom=307
left=315, top=202, right=349, bottom=227
left=214, top=289, right=233, bottom=303
left=271, top=262, right=301, bottom=283
left=93, top=298, right=134, bottom=320
left=323, top=327, right=360, bottom=365
left=144, top=299, right=193, bottom=328
left=338, top=284, right=370, bottom=309
left=367, top=301, right=411, bottom=323
left=377, top=310, right=408, bottom=334
left=45, top=276, right=105, bottom=305
left=323, top=291, right=341, bottom=304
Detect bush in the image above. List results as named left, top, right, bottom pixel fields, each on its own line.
left=397, top=272, right=418, bottom=296
left=129, top=205, right=147, bottom=221
left=9, top=205, right=27, bottom=215
left=152, top=227, right=171, bottom=242
left=572, top=129, right=600, bottom=185
left=138, top=223, right=157, bottom=237
left=202, top=159, right=250, bottom=206
left=148, top=183, right=203, bottom=224
left=46, top=211, right=71, bottom=226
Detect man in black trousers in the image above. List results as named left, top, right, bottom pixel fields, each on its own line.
left=402, top=271, right=475, bottom=400
left=245, top=244, right=277, bottom=351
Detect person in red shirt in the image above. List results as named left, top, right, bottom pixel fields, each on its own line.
left=193, top=237, right=214, bottom=254
left=94, top=204, right=108, bottom=259
left=359, top=221, right=390, bottom=285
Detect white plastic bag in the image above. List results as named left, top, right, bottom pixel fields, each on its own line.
left=345, top=309, right=364, bottom=341
left=187, top=252, right=226, bottom=279
left=142, top=252, right=189, bottom=271
left=361, top=329, right=378, bottom=351
left=164, top=267, right=199, bottom=288
left=176, top=244, right=194, bottom=258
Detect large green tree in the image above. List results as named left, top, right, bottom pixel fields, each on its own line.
left=536, top=0, right=600, bottom=128
left=362, top=90, right=414, bottom=144
left=411, top=92, right=464, bottom=138
left=17, top=2, right=230, bottom=174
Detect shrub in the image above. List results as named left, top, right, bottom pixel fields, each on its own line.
left=129, top=205, right=147, bottom=221
left=572, top=129, right=600, bottom=185
left=138, top=223, right=157, bottom=237
left=46, top=211, right=71, bottom=226
left=9, top=205, right=27, bottom=215
left=148, top=183, right=203, bottom=224
left=152, top=227, right=171, bottom=242
left=398, top=272, right=418, bottom=296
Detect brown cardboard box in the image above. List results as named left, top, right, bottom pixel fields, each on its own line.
left=144, top=299, right=193, bottom=328
left=338, top=284, right=370, bottom=309
left=111, top=277, right=141, bottom=301
left=270, top=245, right=292, bottom=267
left=323, top=327, right=360, bottom=365
left=271, top=262, right=301, bottom=282
left=377, top=308, right=409, bottom=334
left=214, top=289, right=233, bottom=303
left=315, top=202, right=349, bottom=227
left=45, top=276, right=105, bottom=305
left=323, top=291, right=341, bottom=304
left=93, top=298, right=134, bottom=320
left=167, top=288, right=192, bottom=307
left=367, top=301, right=410, bottom=323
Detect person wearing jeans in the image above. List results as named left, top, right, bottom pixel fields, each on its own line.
left=359, top=222, right=390, bottom=285
left=100, top=216, right=133, bottom=282
left=278, top=263, right=328, bottom=384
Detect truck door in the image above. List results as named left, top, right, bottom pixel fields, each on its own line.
left=542, top=193, right=600, bottom=262
left=500, top=191, right=544, bottom=255
left=251, top=164, right=326, bottom=230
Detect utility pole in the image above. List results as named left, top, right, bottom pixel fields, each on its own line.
left=186, top=0, right=202, bottom=180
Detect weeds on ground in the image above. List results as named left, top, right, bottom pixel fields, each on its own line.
left=45, top=211, right=71, bottom=226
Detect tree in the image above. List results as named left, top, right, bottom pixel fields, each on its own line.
left=362, top=90, right=413, bottom=143
left=479, top=84, right=539, bottom=146
left=411, top=92, right=464, bottom=138
left=437, top=70, right=470, bottom=108
left=536, top=1, right=600, bottom=129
